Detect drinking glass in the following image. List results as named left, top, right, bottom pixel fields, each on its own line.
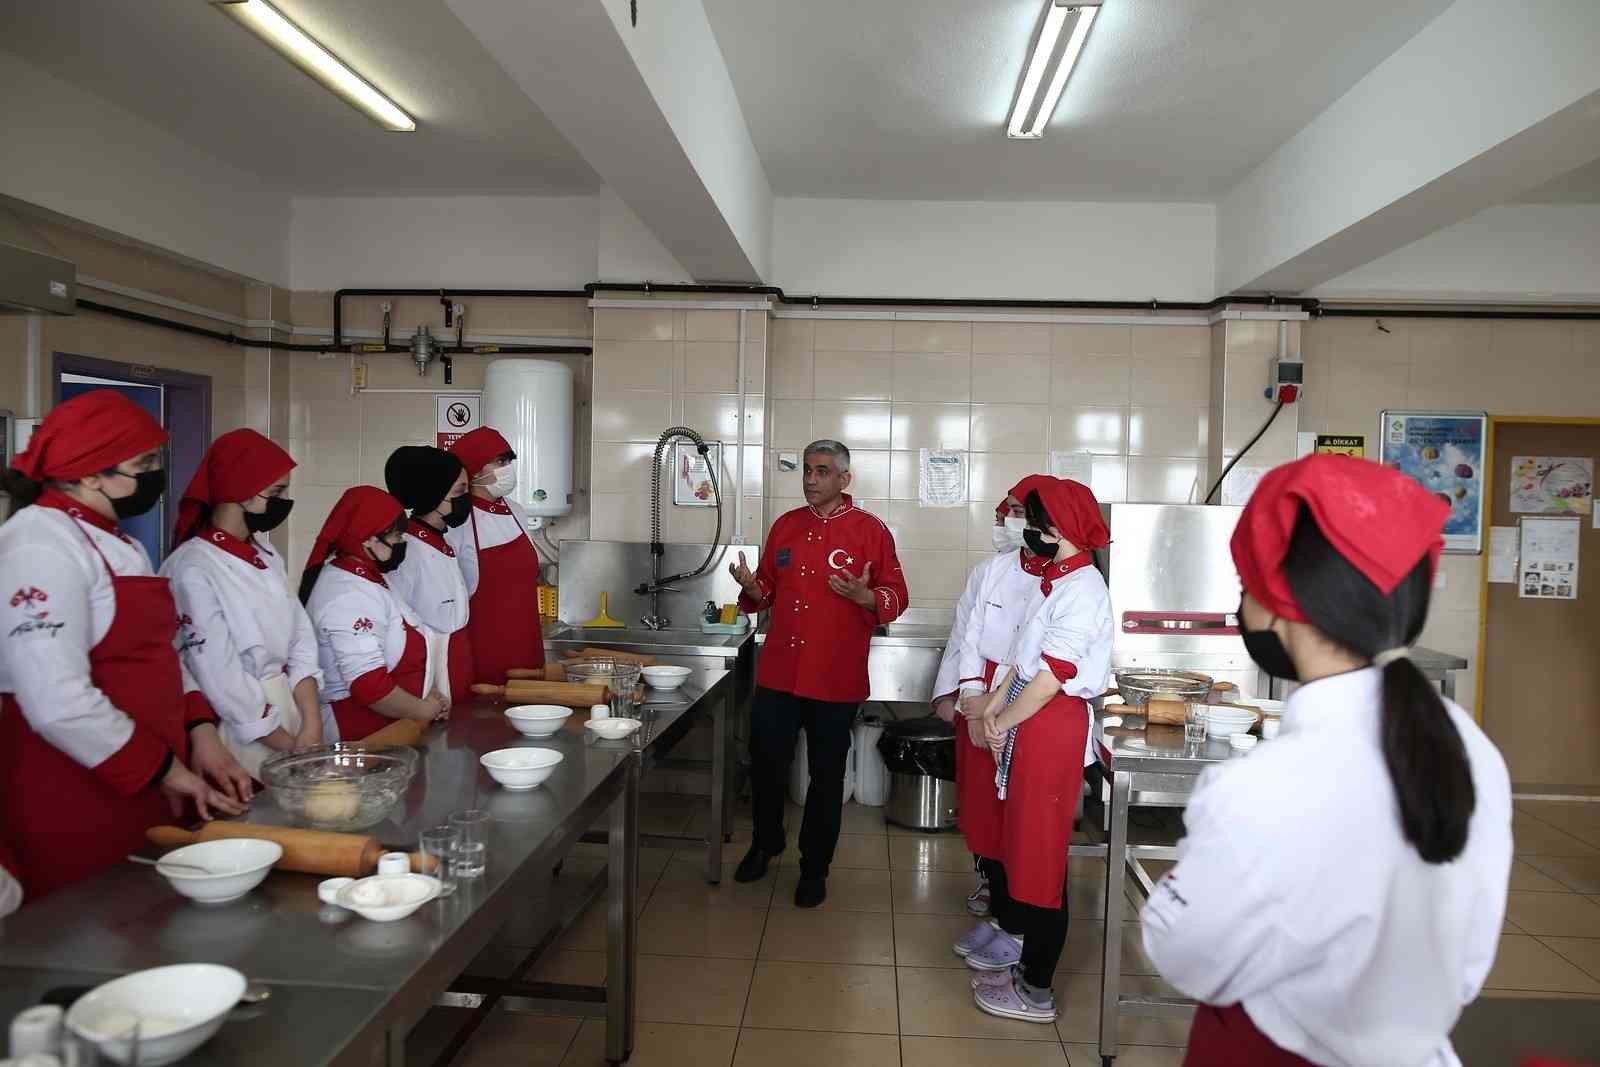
left=448, top=809, right=490, bottom=878
left=419, top=826, right=460, bottom=896
left=1183, top=704, right=1209, bottom=746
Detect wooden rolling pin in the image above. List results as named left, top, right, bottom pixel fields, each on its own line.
left=560, top=647, right=657, bottom=667
left=360, top=717, right=428, bottom=748
left=1146, top=698, right=1188, bottom=727
left=506, top=664, right=566, bottom=682
left=471, top=680, right=609, bottom=707
left=146, top=823, right=422, bottom=877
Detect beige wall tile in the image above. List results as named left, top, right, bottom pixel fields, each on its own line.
left=769, top=399, right=815, bottom=449
left=1053, top=323, right=1131, bottom=358
left=897, top=549, right=972, bottom=600
left=813, top=350, right=892, bottom=400
left=664, top=494, right=735, bottom=545
left=1131, top=325, right=1211, bottom=361
left=887, top=499, right=970, bottom=551
left=684, top=309, right=739, bottom=341
left=772, top=318, right=815, bottom=357
left=972, top=322, right=1051, bottom=355
left=769, top=345, right=814, bottom=399
left=767, top=497, right=806, bottom=534
left=848, top=450, right=893, bottom=499
left=891, top=403, right=971, bottom=451
left=969, top=453, right=1046, bottom=503
left=814, top=400, right=892, bottom=450
left=590, top=442, right=662, bottom=493
left=1049, top=406, right=1128, bottom=455
left=1224, top=320, right=1280, bottom=358
left=288, top=436, right=359, bottom=488
left=594, top=389, right=672, bottom=442
left=212, top=387, right=248, bottom=438
left=681, top=342, right=739, bottom=392
left=1089, top=455, right=1129, bottom=503
left=972, top=352, right=1051, bottom=403
left=737, top=445, right=765, bottom=498
left=814, top=319, right=893, bottom=352
left=742, top=339, right=766, bottom=393
left=590, top=490, right=652, bottom=541
left=593, top=308, right=674, bottom=342
left=1130, top=353, right=1210, bottom=406
left=1128, top=406, right=1208, bottom=458
left=967, top=501, right=1005, bottom=550
left=970, top=404, right=1048, bottom=453
left=892, top=353, right=972, bottom=402
left=894, top=320, right=972, bottom=354
left=593, top=340, right=673, bottom=392
left=1330, top=355, right=1410, bottom=427
left=676, top=392, right=744, bottom=443
left=888, top=451, right=919, bottom=500
left=361, top=393, right=435, bottom=442
left=1052, top=354, right=1132, bottom=406
left=1127, top=457, right=1202, bottom=504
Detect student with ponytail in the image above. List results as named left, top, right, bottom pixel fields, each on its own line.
left=1142, top=454, right=1512, bottom=1066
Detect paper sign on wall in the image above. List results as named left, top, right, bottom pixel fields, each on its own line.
left=1050, top=450, right=1094, bottom=485
left=435, top=394, right=481, bottom=449
left=1487, top=526, right=1519, bottom=584
left=1518, top=517, right=1580, bottom=600
left=673, top=441, right=721, bottom=507
left=1510, top=456, right=1593, bottom=515
left=1221, top=466, right=1267, bottom=507
left=918, top=449, right=966, bottom=508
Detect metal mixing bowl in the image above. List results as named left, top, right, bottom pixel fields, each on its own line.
left=260, top=743, right=418, bottom=831
left=1111, top=669, right=1214, bottom=708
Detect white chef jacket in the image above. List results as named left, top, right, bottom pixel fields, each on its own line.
left=306, top=561, right=433, bottom=727
left=386, top=520, right=470, bottom=636
left=1141, top=668, right=1513, bottom=1067
left=444, top=496, right=537, bottom=595
left=932, top=550, right=1041, bottom=702
left=997, top=560, right=1113, bottom=767
left=162, top=529, right=322, bottom=746
left=0, top=502, right=208, bottom=772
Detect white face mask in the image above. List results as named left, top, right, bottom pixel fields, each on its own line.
left=481, top=464, right=517, bottom=500
left=991, top=515, right=1026, bottom=553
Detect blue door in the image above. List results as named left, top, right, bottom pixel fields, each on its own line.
left=58, top=377, right=165, bottom=564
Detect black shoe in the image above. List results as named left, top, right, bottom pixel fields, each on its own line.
left=734, top=845, right=775, bottom=883
left=794, top=876, right=827, bottom=908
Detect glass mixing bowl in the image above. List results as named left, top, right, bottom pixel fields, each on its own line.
left=260, top=743, right=419, bottom=831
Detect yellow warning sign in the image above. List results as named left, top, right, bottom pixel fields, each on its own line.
left=1315, top=434, right=1365, bottom=458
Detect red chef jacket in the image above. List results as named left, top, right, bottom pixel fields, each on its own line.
left=740, top=495, right=908, bottom=702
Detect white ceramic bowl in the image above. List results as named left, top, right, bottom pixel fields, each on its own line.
left=586, top=717, right=642, bottom=740
left=334, top=873, right=441, bottom=922
left=505, top=704, right=572, bottom=738
left=640, top=665, right=691, bottom=690
left=1229, top=733, right=1260, bottom=754
left=480, top=747, right=564, bottom=790
left=1204, top=710, right=1257, bottom=740
left=154, top=839, right=282, bottom=905
left=65, top=963, right=246, bottom=1066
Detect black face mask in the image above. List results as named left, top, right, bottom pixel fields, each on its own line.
left=1022, top=528, right=1058, bottom=560
left=1239, top=602, right=1299, bottom=681
left=101, top=469, right=166, bottom=520
left=442, top=494, right=471, bottom=529
left=373, top=540, right=407, bottom=574
left=244, top=496, right=294, bottom=534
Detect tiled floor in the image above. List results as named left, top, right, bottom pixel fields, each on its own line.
left=407, top=797, right=1600, bottom=1067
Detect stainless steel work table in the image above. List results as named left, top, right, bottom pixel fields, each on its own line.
left=0, top=666, right=733, bottom=1066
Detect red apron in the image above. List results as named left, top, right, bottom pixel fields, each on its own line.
left=1183, top=1004, right=1316, bottom=1067
left=0, top=521, right=188, bottom=900
left=958, top=659, right=1006, bottom=861
left=999, top=691, right=1090, bottom=908
left=463, top=503, right=543, bottom=686
left=447, top=628, right=475, bottom=705
left=331, top=621, right=428, bottom=741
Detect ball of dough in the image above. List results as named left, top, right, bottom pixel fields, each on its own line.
left=304, top=780, right=360, bottom=822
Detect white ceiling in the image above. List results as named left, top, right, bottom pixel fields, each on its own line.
left=703, top=0, right=1456, bottom=201
left=0, top=0, right=599, bottom=196
left=1515, top=158, right=1600, bottom=204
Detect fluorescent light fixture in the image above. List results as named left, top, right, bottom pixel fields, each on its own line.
left=1007, top=1, right=1100, bottom=139
left=213, top=0, right=415, bottom=131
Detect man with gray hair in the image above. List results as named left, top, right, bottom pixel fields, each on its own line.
left=729, top=439, right=908, bottom=907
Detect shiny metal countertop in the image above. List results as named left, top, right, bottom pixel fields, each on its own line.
left=547, top=623, right=753, bottom=658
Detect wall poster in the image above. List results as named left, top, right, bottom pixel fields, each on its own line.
left=1518, top=516, right=1580, bottom=600
left=1509, top=456, right=1593, bottom=515
left=1378, top=411, right=1487, bottom=554
left=672, top=440, right=721, bottom=507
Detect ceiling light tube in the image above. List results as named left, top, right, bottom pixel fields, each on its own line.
left=1007, top=1, right=1101, bottom=140
left=212, top=0, right=415, bottom=132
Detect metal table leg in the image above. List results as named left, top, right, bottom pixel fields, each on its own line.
left=707, top=681, right=727, bottom=883
left=606, top=755, right=640, bottom=1063
left=1099, top=769, right=1132, bottom=1066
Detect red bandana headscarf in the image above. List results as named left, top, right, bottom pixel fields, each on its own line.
left=11, top=390, right=167, bottom=482
left=174, top=429, right=296, bottom=545
left=1231, top=455, right=1449, bottom=622
left=304, top=486, right=404, bottom=574
left=450, top=427, right=513, bottom=477
left=1029, top=477, right=1110, bottom=551
left=999, top=474, right=1055, bottom=524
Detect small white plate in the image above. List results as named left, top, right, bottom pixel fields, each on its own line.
left=585, top=717, right=642, bottom=740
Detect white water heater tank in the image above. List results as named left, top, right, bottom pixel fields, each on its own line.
left=483, top=359, right=573, bottom=518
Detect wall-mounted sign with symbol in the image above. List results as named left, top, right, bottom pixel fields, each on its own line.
left=435, top=393, right=481, bottom=449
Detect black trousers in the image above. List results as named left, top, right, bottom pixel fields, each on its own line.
left=979, top=855, right=1071, bottom=991
left=748, top=686, right=856, bottom=879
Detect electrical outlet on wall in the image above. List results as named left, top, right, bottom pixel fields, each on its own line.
left=352, top=363, right=369, bottom=389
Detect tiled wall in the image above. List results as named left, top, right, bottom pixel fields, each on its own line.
left=765, top=315, right=1213, bottom=613
left=1288, top=317, right=1600, bottom=713
left=282, top=293, right=593, bottom=587
left=589, top=305, right=767, bottom=547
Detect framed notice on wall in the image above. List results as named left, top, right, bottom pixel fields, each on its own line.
left=672, top=441, right=722, bottom=507
left=1518, top=517, right=1580, bottom=600
left=1379, top=411, right=1487, bottom=554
